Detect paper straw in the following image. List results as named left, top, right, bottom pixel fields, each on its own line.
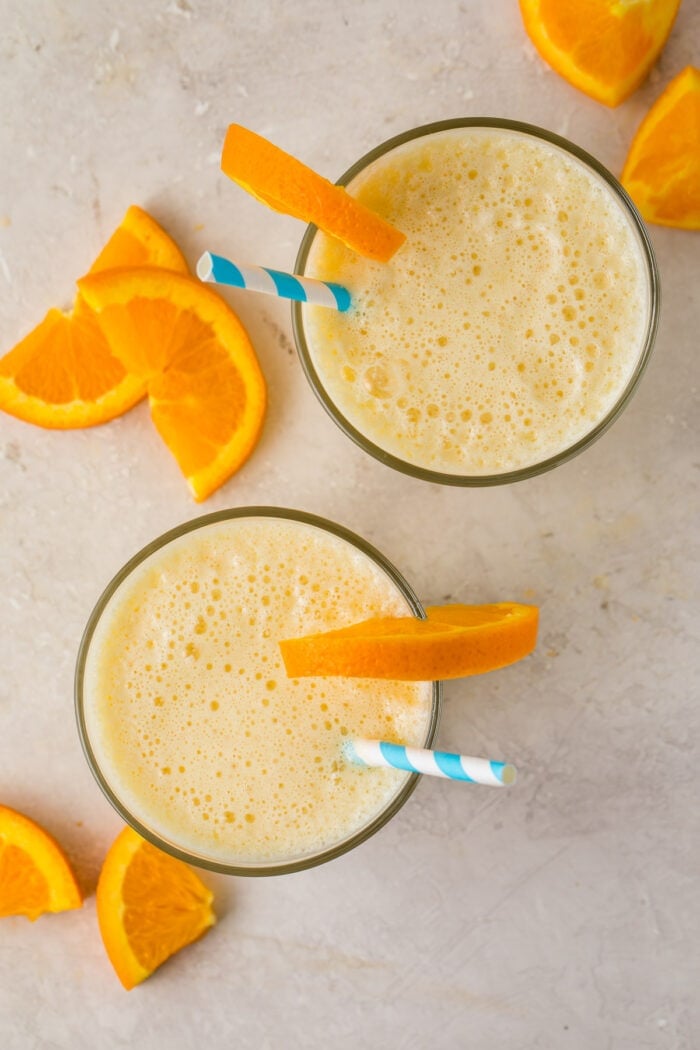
left=345, top=738, right=516, bottom=786
left=197, top=251, right=351, bottom=311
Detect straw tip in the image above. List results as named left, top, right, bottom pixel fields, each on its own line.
left=196, top=251, right=214, bottom=282
left=341, top=740, right=361, bottom=765
left=500, top=763, right=517, bottom=786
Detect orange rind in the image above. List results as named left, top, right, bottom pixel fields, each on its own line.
left=221, top=123, right=406, bottom=262
left=280, top=602, right=539, bottom=681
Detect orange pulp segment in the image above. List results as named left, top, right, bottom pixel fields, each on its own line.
left=621, top=66, right=700, bottom=229
left=77, top=267, right=266, bottom=501
left=519, top=0, right=681, bottom=107
left=88, top=205, right=189, bottom=274
left=0, top=205, right=189, bottom=428
left=96, top=826, right=215, bottom=990
left=280, top=602, right=539, bottom=681
left=0, top=804, right=83, bottom=921
left=221, top=124, right=406, bottom=262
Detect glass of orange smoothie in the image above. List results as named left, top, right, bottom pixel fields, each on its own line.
left=75, top=508, right=440, bottom=875
left=293, top=118, right=659, bottom=484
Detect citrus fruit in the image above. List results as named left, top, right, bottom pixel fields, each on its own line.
left=0, top=804, right=83, bottom=921
left=0, top=205, right=189, bottom=428
left=221, top=123, right=406, bottom=262
left=280, top=602, right=539, bottom=681
left=621, top=65, right=700, bottom=229
left=96, top=826, right=215, bottom=990
left=519, top=0, right=681, bottom=107
left=77, top=267, right=266, bottom=501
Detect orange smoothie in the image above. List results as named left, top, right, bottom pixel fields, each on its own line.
left=295, top=121, right=657, bottom=482
left=77, top=510, right=437, bottom=874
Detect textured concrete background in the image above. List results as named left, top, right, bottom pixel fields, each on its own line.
left=1, top=2, right=698, bottom=1047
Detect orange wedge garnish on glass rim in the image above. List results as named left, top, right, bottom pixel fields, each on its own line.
left=77, top=267, right=266, bottom=501
left=280, top=602, right=539, bottom=681
left=621, top=66, right=700, bottom=229
left=0, top=804, right=82, bottom=920
left=519, top=0, right=681, bottom=107
left=96, top=826, right=215, bottom=990
left=221, top=124, right=406, bottom=262
left=0, top=206, right=189, bottom=429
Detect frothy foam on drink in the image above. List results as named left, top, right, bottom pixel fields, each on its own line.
left=304, top=127, right=650, bottom=474
left=83, top=517, right=432, bottom=865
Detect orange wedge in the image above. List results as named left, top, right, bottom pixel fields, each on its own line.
left=77, top=267, right=266, bottom=500
left=519, top=0, right=681, bottom=107
left=0, top=205, right=189, bottom=428
left=221, top=124, right=406, bottom=262
left=0, top=804, right=82, bottom=921
left=96, top=826, right=215, bottom=990
left=280, top=602, right=539, bottom=681
left=621, top=66, right=700, bottom=229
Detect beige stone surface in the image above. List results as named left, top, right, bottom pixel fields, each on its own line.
left=1, top=2, right=698, bottom=1047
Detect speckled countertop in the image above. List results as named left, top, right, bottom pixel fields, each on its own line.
left=1, top=2, right=698, bottom=1048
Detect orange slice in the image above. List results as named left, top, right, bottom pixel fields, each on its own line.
left=0, top=804, right=82, bottom=921
left=519, top=0, right=681, bottom=107
left=621, top=66, right=700, bottom=229
left=221, top=124, right=406, bottom=262
left=280, top=602, right=539, bottom=681
left=77, top=267, right=266, bottom=501
left=96, top=826, right=215, bottom=990
left=0, top=205, right=189, bottom=428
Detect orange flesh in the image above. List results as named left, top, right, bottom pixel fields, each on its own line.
left=0, top=205, right=189, bottom=428
left=621, top=66, right=700, bottom=229
left=519, top=0, right=681, bottom=107
left=0, top=805, right=82, bottom=921
left=77, top=268, right=266, bottom=501
left=96, top=826, right=215, bottom=990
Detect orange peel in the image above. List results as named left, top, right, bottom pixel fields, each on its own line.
left=280, top=602, right=539, bottom=681
left=221, top=123, right=406, bottom=262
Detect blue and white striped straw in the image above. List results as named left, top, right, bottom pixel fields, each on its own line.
left=197, top=251, right=351, bottom=311
left=345, top=739, right=516, bottom=786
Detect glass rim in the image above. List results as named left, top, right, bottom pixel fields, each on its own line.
left=292, top=116, right=660, bottom=486
left=75, top=506, right=442, bottom=877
